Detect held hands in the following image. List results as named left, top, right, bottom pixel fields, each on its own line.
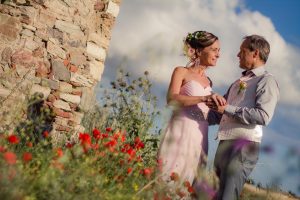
left=204, top=93, right=227, bottom=113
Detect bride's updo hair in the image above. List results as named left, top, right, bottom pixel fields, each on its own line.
left=184, top=31, right=218, bottom=50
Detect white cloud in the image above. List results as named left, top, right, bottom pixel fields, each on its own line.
left=107, top=0, right=300, bottom=106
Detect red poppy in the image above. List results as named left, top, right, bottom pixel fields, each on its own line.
left=26, top=142, right=33, bottom=148
left=3, top=152, right=17, bottom=165
left=22, top=152, right=32, bottom=163
left=66, top=142, right=74, bottom=148
left=127, top=167, right=133, bottom=174
left=170, top=172, right=179, bottom=182
left=134, top=137, right=145, bottom=150
left=43, top=131, right=49, bottom=138
left=56, top=148, right=63, bottom=157
left=7, top=135, right=19, bottom=144
left=184, top=180, right=191, bottom=188
left=121, top=134, right=126, bottom=142
left=188, top=186, right=195, bottom=193
left=140, top=168, right=152, bottom=178
left=79, top=133, right=91, bottom=145
left=102, top=133, right=109, bottom=138
left=106, top=127, right=112, bottom=132
left=104, top=138, right=117, bottom=148
left=0, top=146, right=5, bottom=152
left=126, top=148, right=136, bottom=158
left=92, top=128, right=101, bottom=140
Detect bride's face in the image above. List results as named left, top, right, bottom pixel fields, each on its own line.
left=199, top=40, right=220, bottom=67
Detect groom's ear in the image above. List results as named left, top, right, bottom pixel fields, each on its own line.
left=253, top=49, right=259, bottom=59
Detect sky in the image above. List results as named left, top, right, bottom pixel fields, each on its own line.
left=100, top=0, right=300, bottom=196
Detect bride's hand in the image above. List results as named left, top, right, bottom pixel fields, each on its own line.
left=204, top=93, right=226, bottom=107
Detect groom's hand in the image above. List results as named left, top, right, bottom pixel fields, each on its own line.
left=205, top=93, right=227, bottom=113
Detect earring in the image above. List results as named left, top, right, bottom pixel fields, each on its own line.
left=194, top=57, right=201, bottom=67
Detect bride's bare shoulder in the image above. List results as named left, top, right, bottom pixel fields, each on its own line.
left=172, top=66, right=188, bottom=74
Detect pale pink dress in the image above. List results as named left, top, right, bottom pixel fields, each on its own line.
left=158, top=80, right=212, bottom=184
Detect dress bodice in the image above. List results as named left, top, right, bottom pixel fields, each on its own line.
left=179, top=80, right=212, bottom=120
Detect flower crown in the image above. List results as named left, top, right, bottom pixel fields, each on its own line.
left=185, top=31, right=205, bottom=42
left=183, top=31, right=205, bottom=59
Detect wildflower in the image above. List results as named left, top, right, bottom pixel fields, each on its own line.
left=121, top=133, right=126, bottom=142
left=3, top=152, right=17, bottom=165
left=79, top=133, right=91, bottom=146
left=106, top=127, right=112, bottom=132
left=188, top=186, right=195, bottom=193
left=143, top=168, right=152, bottom=177
left=56, top=148, right=63, bottom=157
left=134, top=137, right=145, bottom=150
left=66, top=142, right=74, bottom=148
left=22, top=152, right=32, bottom=163
left=238, top=80, right=247, bottom=94
left=92, top=128, right=101, bottom=140
left=43, top=131, right=49, bottom=138
left=102, top=133, right=109, bottom=138
left=26, top=142, right=33, bottom=148
left=104, top=138, right=117, bottom=148
left=170, top=172, right=179, bottom=182
left=176, top=188, right=187, bottom=198
left=127, top=167, right=133, bottom=174
left=7, top=135, right=19, bottom=144
left=0, top=146, right=5, bottom=152
left=184, top=180, right=191, bottom=188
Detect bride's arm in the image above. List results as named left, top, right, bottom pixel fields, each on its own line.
left=167, top=67, right=208, bottom=106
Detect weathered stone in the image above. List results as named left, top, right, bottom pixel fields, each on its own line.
left=1, top=47, right=12, bottom=63
left=59, top=82, right=73, bottom=93
left=69, top=49, right=86, bottom=66
left=0, top=87, right=11, bottom=98
left=70, top=73, right=93, bottom=87
left=35, top=28, right=49, bottom=41
left=55, top=117, right=69, bottom=127
left=55, top=20, right=82, bottom=35
left=88, top=32, right=109, bottom=49
left=41, top=78, right=59, bottom=90
left=22, top=24, right=37, bottom=32
left=0, top=13, right=21, bottom=42
left=16, top=65, right=28, bottom=77
left=36, top=61, right=50, bottom=78
left=44, top=1, right=71, bottom=20
left=11, top=50, right=33, bottom=67
left=72, top=111, right=84, bottom=124
left=47, top=41, right=66, bottom=59
left=94, top=0, right=105, bottom=12
left=79, top=87, right=95, bottom=112
left=24, top=38, right=40, bottom=51
left=89, top=60, right=104, bottom=81
left=30, top=84, right=51, bottom=99
left=53, top=99, right=71, bottom=111
left=35, top=9, right=56, bottom=28
left=32, top=47, right=44, bottom=58
left=53, top=108, right=72, bottom=118
left=86, top=42, right=106, bottom=61
left=21, top=29, right=34, bottom=37
left=60, top=93, right=81, bottom=104
left=48, top=28, right=64, bottom=44
left=51, top=60, right=70, bottom=81
left=106, top=1, right=120, bottom=17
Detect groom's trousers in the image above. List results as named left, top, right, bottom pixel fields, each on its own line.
left=214, top=140, right=259, bottom=200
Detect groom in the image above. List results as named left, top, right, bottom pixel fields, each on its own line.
left=207, top=35, right=280, bottom=200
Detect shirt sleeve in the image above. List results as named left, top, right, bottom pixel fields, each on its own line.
left=224, top=75, right=279, bottom=126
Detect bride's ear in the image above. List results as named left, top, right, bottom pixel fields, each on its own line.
left=196, top=49, right=202, bottom=57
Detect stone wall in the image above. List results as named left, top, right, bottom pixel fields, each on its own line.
left=0, top=0, right=121, bottom=145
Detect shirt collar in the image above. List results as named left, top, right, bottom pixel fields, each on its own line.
left=242, top=66, right=266, bottom=77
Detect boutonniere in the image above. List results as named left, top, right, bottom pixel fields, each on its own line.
left=238, top=80, right=247, bottom=94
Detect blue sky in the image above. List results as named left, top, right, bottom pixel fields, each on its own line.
left=101, top=0, right=300, bottom=196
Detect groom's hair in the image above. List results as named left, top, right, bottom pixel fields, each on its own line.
left=244, top=35, right=270, bottom=63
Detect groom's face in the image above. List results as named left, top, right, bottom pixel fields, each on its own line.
left=237, top=40, right=255, bottom=70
